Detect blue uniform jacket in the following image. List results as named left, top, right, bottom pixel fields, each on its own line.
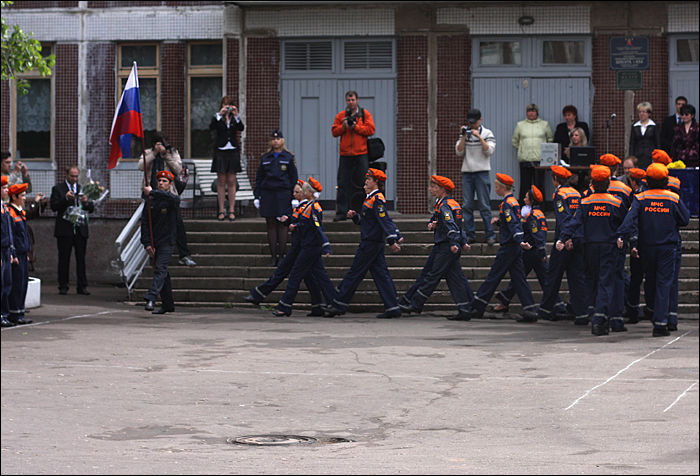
left=297, top=200, right=331, bottom=254
left=282, top=199, right=309, bottom=248
left=560, top=193, right=625, bottom=244
left=496, top=193, right=525, bottom=246
left=523, top=207, right=548, bottom=256
left=433, top=196, right=463, bottom=247
left=7, top=205, right=29, bottom=254
left=254, top=150, right=298, bottom=197
left=1, top=203, right=15, bottom=251
left=607, top=179, right=633, bottom=211
left=140, top=189, right=180, bottom=247
left=552, top=186, right=581, bottom=241
left=351, top=189, right=401, bottom=245
left=617, top=189, right=689, bottom=248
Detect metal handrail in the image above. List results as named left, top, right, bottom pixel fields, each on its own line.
left=113, top=201, right=149, bottom=299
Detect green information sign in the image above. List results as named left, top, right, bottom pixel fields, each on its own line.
left=616, top=70, right=643, bottom=90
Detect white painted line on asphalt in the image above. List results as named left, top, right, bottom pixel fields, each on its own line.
left=663, top=381, right=698, bottom=413
left=1, top=310, right=129, bottom=331
left=565, top=331, right=692, bottom=411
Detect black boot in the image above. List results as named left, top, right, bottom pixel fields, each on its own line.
left=145, top=300, right=155, bottom=311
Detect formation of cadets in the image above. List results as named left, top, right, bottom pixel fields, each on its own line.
left=242, top=145, right=690, bottom=338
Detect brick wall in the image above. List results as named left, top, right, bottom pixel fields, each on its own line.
left=54, top=43, right=78, bottom=178
left=225, top=37, right=239, bottom=101
left=1, top=81, right=8, bottom=153
left=396, top=36, right=429, bottom=214
left=161, top=42, right=185, bottom=152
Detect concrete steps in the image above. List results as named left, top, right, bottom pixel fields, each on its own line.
left=132, top=214, right=700, bottom=314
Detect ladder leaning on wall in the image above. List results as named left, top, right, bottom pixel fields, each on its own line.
left=112, top=201, right=149, bottom=300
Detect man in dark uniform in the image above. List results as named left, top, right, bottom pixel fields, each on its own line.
left=1, top=175, right=18, bottom=327
left=141, top=170, right=180, bottom=315
left=617, top=163, right=689, bottom=337
left=324, top=168, right=404, bottom=319
left=399, top=175, right=474, bottom=320
left=624, top=167, right=648, bottom=323
left=50, top=166, right=95, bottom=295
left=6, top=183, right=33, bottom=325
left=461, top=173, right=538, bottom=322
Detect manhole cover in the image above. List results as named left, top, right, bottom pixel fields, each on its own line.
left=228, top=435, right=317, bottom=446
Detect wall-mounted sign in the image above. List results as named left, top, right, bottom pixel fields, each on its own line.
left=616, top=70, right=643, bottom=90
left=610, top=36, right=649, bottom=70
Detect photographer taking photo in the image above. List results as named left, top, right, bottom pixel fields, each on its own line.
left=456, top=108, right=497, bottom=245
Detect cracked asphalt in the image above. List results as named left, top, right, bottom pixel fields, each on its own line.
left=1, top=286, right=698, bottom=474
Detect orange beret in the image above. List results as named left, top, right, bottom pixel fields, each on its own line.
left=530, top=185, right=543, bottom=203
left=550, top=165, right=572, bottom=179
left=156, top=170, right=174, bottom=182
left=1, top=175, right=7, bottom=186
left=8, top=183, right=28, bottom=196
left=308, top=176, right=322, bottom=192
left=297, top=179, right=305, bottom=186
left=367, top=168, right=387, bottom=182
left=495, top=173, right=514, bottom=186
left=431, top=175, right=455, bottom=191
left=599, top=153, right=621, bottom=166
left=651, top=149, right=672, bottom=166
left=591, top=166, right=611, bottom=182
left=628, top=168, right=646, bottom=179
left=646, top=163, right=668, bottom=180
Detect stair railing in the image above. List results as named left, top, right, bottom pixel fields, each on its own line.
left=113, top=201, right=149, bottom=299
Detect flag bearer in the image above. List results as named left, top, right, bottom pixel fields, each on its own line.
left=6, top=183, right=32, bottom=325
left=324, top=168, right=404, bottom=319
left=617, top=163, right=689, bottom=337
left=461, top=173, right=538, bottom=322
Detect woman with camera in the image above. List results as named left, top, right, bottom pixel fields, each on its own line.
left=210, top=95, right=245, bottom=221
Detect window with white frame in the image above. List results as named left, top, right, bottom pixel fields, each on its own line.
left=187, top=42, right=222, bottom=158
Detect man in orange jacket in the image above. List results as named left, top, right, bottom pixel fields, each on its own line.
left=331, top=90, right=376, bottom=221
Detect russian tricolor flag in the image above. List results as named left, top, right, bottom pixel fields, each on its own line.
left=109, top=62, right=143, bottom=169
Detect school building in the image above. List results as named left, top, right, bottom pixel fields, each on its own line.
left=1, top=1, right=698, bottom=216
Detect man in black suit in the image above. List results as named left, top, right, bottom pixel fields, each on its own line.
left=50, top=166, right=94, bottom=295
left=661, top=96, right=687, bottom=153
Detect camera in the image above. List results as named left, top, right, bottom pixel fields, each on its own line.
left=226, top=106, right=234, bottom=113
left=161, top=140, right=172, bottom=151
left=345, top=107, right=357, bottom=127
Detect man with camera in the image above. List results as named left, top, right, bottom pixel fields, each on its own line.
left=1, top=151, right=32, bottom=193
left=139, top=131, right=197, bottom=267
left=331, top=90, right=376, bottom=221
left=456, top=108, right=497, bottom=245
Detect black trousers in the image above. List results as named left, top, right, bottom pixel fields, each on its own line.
left=519, top=162, right=544, bottom=201
left=337, top=154, right=369, bottom=216
left=57, top=234, right=88, bottom=291
left=144, top=243, right=174, bottom=309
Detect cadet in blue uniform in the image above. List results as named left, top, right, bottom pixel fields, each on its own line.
left=274, top=177, right=336, bottom=317
left=6, top=183, right=32, bottom=325
left=254, top=129, right=299, bottom=266
left=538, top=165, right=589, bottom=324
left=324, top=168, right=404, bottom=319
left=558, top=166, right=626, bottom=335
left=245, top=180, right=325, bottom=316
left=617, top=163, right=689, bottom=336
left=141, top=170, right=180, bottom=315
left=399, top=175, right=474, bottom=320
left=624, top=167, right=647, bottom=323
left=461, top=173, right=538, bottom=322
left=493, top=185, right=567, bottom=316
left=1, top=176, right=17, bottom=327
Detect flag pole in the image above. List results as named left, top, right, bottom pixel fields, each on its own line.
left=134, top=62, right=155, bottom=254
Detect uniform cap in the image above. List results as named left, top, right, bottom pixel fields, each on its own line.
left=308, top=176, right=322, bottom=192
left=271, top=129, right=284, bottom=139
left=1, top=175, right=7, bottom=186
left=651, top=149, right=672, bottom=166
left=297, top=179, right=305, bottom=186
left=591, top=166, right=611, bottom=182
left=550, top=165, right=572, bottom=179
left=495, top=173, right=514, bottom=186
left=156, top=170, right=174, bottom=182
left=530, top=185, right=543, bottom=203
left=599, top=153, right=621, bottom=166
left=367, top=168, right=387, bottom=182
left=628, top=168, right=646, bottom=179
left=8, top=183, right=28, bottom=196
left=431, top=175, right=455, bottom=191
left=646, top=163, right=669, bottom=180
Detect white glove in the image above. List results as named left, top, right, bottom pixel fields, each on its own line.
left=291, top=199, right=300, bottom=208
left=520, top=205, right=532, bottom=219
left=313, top=192, right=320, bottom=199
left=254, top=199, right=260, bottom=209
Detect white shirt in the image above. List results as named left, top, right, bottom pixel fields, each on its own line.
left=633, top=118, right=656, bottom=136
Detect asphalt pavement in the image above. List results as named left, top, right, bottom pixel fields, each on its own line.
left=1, top=285, right=698, bottom=475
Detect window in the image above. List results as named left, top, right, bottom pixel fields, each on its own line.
left=543, top=40, right=585, bottom=64
left=118, top=43, right=159, bottom=159
left=479, top=41, right=521, bottom=66
left=187, top=42, right=223, bottom=158
left=676, top=38, right=699, bottom=63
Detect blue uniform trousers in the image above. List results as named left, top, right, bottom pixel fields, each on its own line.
left=472, top=243, right=536, bottom=313
left=251, top=243, right=323, bottom=311
left=144, top=243, right=175, bottom=310
left=278, top=246, right=335, bottom=314
left=609, top=248, right=627, bottom=330
left=1, top=247, right=11, bottom=318
left=584, top=243, right=617, bottom=327
left=409, top=242, right=472, bottom=312
left=669, top=241, right=681, bottom=327
left=332, top=240, right=399, bottom=313
left=8, top=253, right=28, bottom=319
left=641, top=244, right=676, bottom=328
left=496, top=249, right=565, bottom=311
left=539, top=245, right=588, bottom=319
left=625, top=254, right=644, bottom=319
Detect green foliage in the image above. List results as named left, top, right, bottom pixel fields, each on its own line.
left=1, top=0, right=55, bottom=95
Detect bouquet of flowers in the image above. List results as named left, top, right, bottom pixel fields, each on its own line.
left=81, top=169, right=110, bottom=205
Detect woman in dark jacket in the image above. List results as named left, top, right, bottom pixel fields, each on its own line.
left=254, top=129, right=298, bottom=266
left=554, top=104, right=590, bottom=160
left=209, top=95, right=245, bottom=221
left=671, top=104, right=699, bottom=168
left=629, top=101, right=660, bottom=168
